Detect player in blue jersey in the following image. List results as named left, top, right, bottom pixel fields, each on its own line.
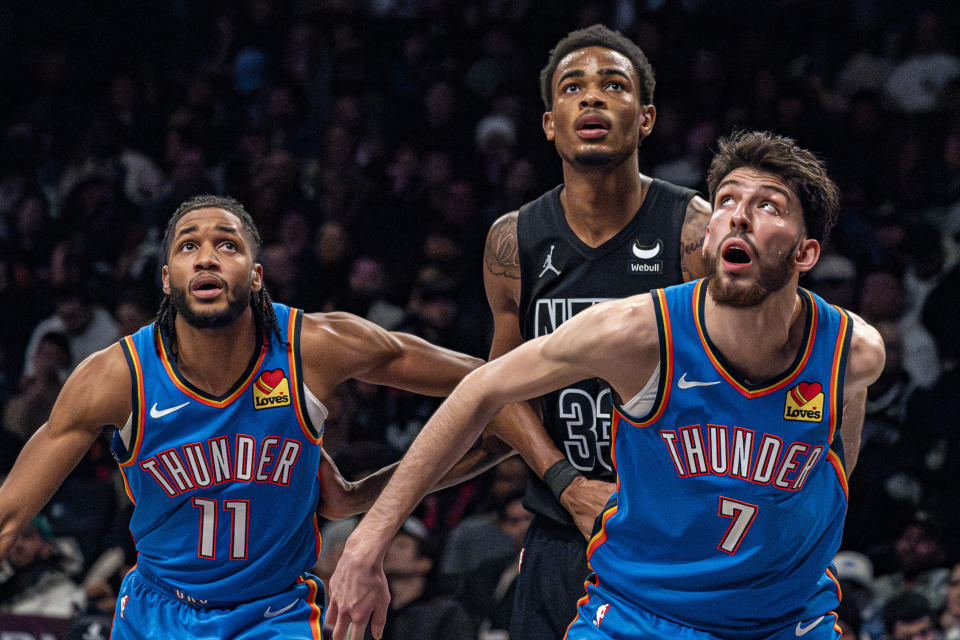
left=0, top=194, right=524, bottom=639
left=328, top=130, right=886, bottom=640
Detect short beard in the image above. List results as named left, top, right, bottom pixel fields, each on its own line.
left=706, top=236, right=795, bottom=308
left=574, top=152, right=617, bottom=167
left=169, top=284, right=251, bottom=329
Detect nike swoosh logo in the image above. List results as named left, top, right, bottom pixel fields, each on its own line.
left=264, top=597, right=299, bottom=619
left=677, top=373, right=722, bottom=389
left=149, top=401, right=190, bottom=419
left=795, top=616, right=825, bottom=636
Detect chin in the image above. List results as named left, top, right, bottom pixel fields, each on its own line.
left=573, top=151, right=618, bottom=166
left=707, top=275, right=769, bottom=307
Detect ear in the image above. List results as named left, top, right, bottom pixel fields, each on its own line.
left=252, top=263, right=263, bottom=292
left=795, top=238, right=821, bottom=273
left=702, top=224, right=712, bottom=259
left=639, top=104, right=656, bottom=138
left=161, top=265, right=171, bottom=295
left=542, top=111, right=555, bottom=142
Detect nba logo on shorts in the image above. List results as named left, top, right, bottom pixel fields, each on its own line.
left=594, top=603, right=611, bottom=627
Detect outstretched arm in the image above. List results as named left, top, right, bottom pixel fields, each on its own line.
left=326, top=294, right=658, bottom=640
left=317, top=440, right=517, bottom=520
left=0, top=345, right=130, bottom=559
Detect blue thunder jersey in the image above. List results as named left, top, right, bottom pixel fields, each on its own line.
left=111, top=303, right=325, bottom=604
left=585, top=279, right=852, bottom=636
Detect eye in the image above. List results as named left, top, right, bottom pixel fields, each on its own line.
left=759, top=201, right=781, bottom=214
left=179, top=241, right=197, bottom=252
left=562, top=83, right=580, bottom=93
left=718, top=195, right=735, bottom=207
left=606, top=81, right=624, bottom=91
left=221, top=241, right=238, bottom=251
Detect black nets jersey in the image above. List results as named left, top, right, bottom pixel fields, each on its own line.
left=516, top=179, right=698, bottom=524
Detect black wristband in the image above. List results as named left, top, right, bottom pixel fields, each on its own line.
left=542, top=459, right=582, bottom=502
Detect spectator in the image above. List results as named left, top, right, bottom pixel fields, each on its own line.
left=22, top=286, right=119, bottom=378
left=873, top=512, right=951, bottom=615
left=941, top=563, right=960, bottom=640
left=364, top=517, right=475, bottom=640
left=882, top=591, right=940, bottom=640
left=3, top=331, right=70, bottom=442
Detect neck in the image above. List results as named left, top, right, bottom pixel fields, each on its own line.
left=559, top=154, right=647, bottom=247
left=171, top=308, right=259, bottom=395
left=703, top=281, right=806, bottom=382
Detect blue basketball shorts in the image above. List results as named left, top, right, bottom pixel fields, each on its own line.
left=563, top=579, right=841, bottom=640
left=110, top=566, right=326, bottom=639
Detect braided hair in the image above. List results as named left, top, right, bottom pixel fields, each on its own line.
left=155, top=195, right=287, bottom=357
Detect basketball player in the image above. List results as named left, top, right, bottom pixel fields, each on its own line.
left=327, top=130, right=885, bottom=640
left=0, top=195, right=518, bottom=639
left=478, top=23, right=711, bottom=639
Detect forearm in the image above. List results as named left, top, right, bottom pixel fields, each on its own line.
left=0, top=423, right=98, bottom=557
left=352, top=374, right=499, bottom=554
left=365, top=332, right=483, bottom=397
left=487, top=400, right=564, bottom=477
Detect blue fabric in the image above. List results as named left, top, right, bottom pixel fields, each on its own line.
left=584, top=279, right=852, bottom=637
left=111, top=303, right=325, bottom=608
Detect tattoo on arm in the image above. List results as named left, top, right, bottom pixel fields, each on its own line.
left=679, top=197, right=711, bottom=280
left=485, top=215, right=521, bottom=280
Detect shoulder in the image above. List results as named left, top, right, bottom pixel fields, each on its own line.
left=844, top=310, right=885, bottom=391
left=51, top=342, right=132, bottom=430
left=680, top=195, right=712, bottom=281
left=484, top=211, right=520, bottom=277
left=546, top=293, right=658, bottom=359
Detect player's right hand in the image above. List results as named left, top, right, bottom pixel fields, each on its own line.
left=559, top=476, right=616, bottom=540
left=327, top=542, right=390, bottom=640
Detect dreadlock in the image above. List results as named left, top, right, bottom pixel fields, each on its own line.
left=154, top=194, right=287, bottom=357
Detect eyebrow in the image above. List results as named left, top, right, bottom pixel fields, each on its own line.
left=557, top=68, right=631, bottom=85
left=174, top=224, right=241, bottom=239
left=717, top=179, right=793, bottom=201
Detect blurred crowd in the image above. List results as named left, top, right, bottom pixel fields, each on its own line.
left=0, top=1, right=959, bottom=638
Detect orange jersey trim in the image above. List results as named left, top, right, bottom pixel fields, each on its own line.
left=286, top=309, right=322, bottom=444
left=297, top=574, right=325, bottom=639
left=615, top=288, right=672, bottom=428
left=157, top=335, right=267, bottom=407
left=826, top=449, right=849, bottom=500
left=693, top=280, right=818, bottom=398
left=827, top=308, right=851, bottom=444
left=120, top=335, right=147, bottom=466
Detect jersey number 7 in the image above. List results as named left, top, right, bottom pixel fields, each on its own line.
left=717, top=497, right=758, bottom=554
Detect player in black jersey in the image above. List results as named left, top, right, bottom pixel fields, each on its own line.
left=477, top=24, right=713, bottom=639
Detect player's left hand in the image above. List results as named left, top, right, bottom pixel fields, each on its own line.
left=327, top=542, right=390, bottom=640
left=560, top=476, right=616, bottom=540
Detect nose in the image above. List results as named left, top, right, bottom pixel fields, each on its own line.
left=729, top=202, right=751, bottom=232
left=194, top=242, right=220, bottom=269
left=579, top=86, right=605, bottom=109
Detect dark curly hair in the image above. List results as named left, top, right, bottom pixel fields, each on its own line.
left=706, top=131, right=840, bottom=246
left=156, top=194, right=285, bottom=355
left=539, top=24, right=656, bottom=111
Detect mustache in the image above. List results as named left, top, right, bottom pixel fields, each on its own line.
left=721, top=230, right=759, bottom=258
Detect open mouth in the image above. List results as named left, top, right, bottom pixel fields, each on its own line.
left=722, top=245, right=752, bottom=264
left=575, top=115, right=610, bottom=139
left=191, top=276, right=225, bottom=299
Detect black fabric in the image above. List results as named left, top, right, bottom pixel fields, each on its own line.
left=515, top=179, right=697, bottom=525
left=509, top=515, right=590, bottom=640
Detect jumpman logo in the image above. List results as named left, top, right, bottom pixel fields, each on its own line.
left=540, top=244, right=561, bottom=278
